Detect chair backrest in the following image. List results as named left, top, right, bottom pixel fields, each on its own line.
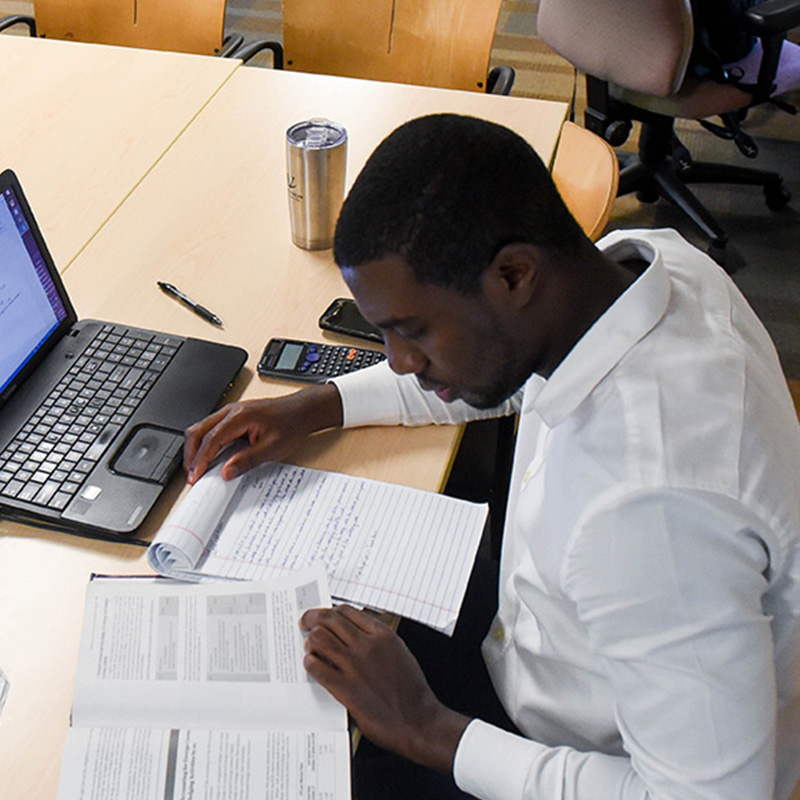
left=537, top=0, right=694, bottom=97
left=33, top=0, right=227, bottom=55
left=551, top=121, right=619, bottom=241
left=282, top=0, right=503, bottom=91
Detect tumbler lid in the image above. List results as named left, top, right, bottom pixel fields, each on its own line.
left=286, top=119, right=347, bottom=150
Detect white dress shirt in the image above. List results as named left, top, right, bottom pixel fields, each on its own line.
left=332, top=229, right=800, bottom=800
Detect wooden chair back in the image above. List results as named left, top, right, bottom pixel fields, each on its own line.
left=33, top=0, right=227, bottom=55
left=552, top=121, right=619, bottom=241
left=282, top=0, right=504, bottom=91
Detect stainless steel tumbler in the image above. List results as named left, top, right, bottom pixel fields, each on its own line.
left=286, top=119, right=348, bottom=250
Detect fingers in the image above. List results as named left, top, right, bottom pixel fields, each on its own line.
left=303, top=621, right=348, bottom=673
left=183, top=386, right=343, bottom=484
left=184, top=403, right=259, bottom=483
left=299, top=604, right=463, bottom=768
left=300, top=607, right=388, bottom=700
left=300, top=606, right=394, bottom=691
left=300, top=605, right=387, bottom=637
left=219, top=443, right=272, bottom=482
left=183, top=406, right=229, bottom=476
left=301, top=607, right=377, bottom=665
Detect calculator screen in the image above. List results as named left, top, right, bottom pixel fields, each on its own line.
left=276, top=342, right=304, bottom=370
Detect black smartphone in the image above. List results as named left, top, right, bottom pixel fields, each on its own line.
left=257, top=338, right=386, bottom=382
left=318, top=297, right=383, bottom=343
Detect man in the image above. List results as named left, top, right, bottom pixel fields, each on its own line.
left=185, top=115, right=800, bottom=799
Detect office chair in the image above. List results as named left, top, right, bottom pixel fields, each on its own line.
left=0, top=0, right=243, bottom=57
left=538, top=0, right=800, bottom=267
left=552, top=121, right=621, bottom=241
left=235, top=0, right=514, bottom=94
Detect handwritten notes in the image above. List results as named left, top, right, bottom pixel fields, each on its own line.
left=148, top=461, right=487, bottom=634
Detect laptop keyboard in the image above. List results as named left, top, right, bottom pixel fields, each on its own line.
left=0, top=325, right=182, bottom=511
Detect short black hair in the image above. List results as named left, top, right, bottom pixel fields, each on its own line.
left=333, top=113, right=586, bottom=293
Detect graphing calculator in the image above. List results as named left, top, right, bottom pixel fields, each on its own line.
left=257, top=338, right=386, bottom=382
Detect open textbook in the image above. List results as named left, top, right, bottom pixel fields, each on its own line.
left=57, top=567, right=350, bottom=800
left=147, top=459, right=488, bottom=634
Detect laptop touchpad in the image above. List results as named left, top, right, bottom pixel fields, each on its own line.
left=113, top=426, right=184, bottom=483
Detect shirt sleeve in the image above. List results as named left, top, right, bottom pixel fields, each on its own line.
left=331, top=360, right=520, bottom=428
left=455, top=488, right=777, bottom=800
left=454, top=720, right=636, bottom=800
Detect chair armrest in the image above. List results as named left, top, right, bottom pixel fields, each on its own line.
left=740, top=0, right=800, bottom=101
left=486, top=65, right=515, bottom=95
left=233, top=39, right=284, bottom=69
left=743, top=0, right=800, bottom=35
left=220, top=33, right=244, bottom=58
left=0, top=15, right=36, bottom=35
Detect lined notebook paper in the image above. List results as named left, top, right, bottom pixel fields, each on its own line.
left=148, top=460, right=487, bottom=634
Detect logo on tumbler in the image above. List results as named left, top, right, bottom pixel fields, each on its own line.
left=287, top=174, right=303, bottom=202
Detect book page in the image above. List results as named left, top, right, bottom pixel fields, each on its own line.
left=149, top=461, right=488, bottom=634
left=71, top=568, right=345, bottom=732
left=57, top=726, right=350, bottom=800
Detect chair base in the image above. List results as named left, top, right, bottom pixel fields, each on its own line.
left=617, top=116, right=791, bottom=269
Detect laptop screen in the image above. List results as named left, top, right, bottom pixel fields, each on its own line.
left=0, top=184, right=69, bottom=396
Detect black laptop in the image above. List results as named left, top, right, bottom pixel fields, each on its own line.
left=0, top=169, right=247, bottom=538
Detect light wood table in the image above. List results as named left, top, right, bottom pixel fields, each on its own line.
left=61, top=65, right=567, bottom=491
left=0, top=63, right=567, bottom=800
left=0, top=35, right=238, bottom=271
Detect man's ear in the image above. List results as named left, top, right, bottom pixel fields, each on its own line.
left=485, top=243, right=541, bottom=309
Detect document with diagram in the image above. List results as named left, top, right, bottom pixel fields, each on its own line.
left=56, top=567, right=350, bottom=800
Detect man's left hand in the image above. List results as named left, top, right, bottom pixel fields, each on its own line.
left=300, top=605, right=470, bottom=772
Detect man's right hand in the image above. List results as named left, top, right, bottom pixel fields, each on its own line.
left=183, top=382, right=344, bottom=484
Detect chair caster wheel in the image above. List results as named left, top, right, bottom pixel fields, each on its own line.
left=604, top=120, right=632, bottom=147
left=765, top=180, right=791, bottom=211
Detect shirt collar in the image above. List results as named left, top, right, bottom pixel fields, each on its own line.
left=528, top=236, right=671, bottom=427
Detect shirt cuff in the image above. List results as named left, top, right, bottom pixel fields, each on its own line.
left=330, top=361, right=404, bottom=427
left=453, top=719, right=545, bottom=800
